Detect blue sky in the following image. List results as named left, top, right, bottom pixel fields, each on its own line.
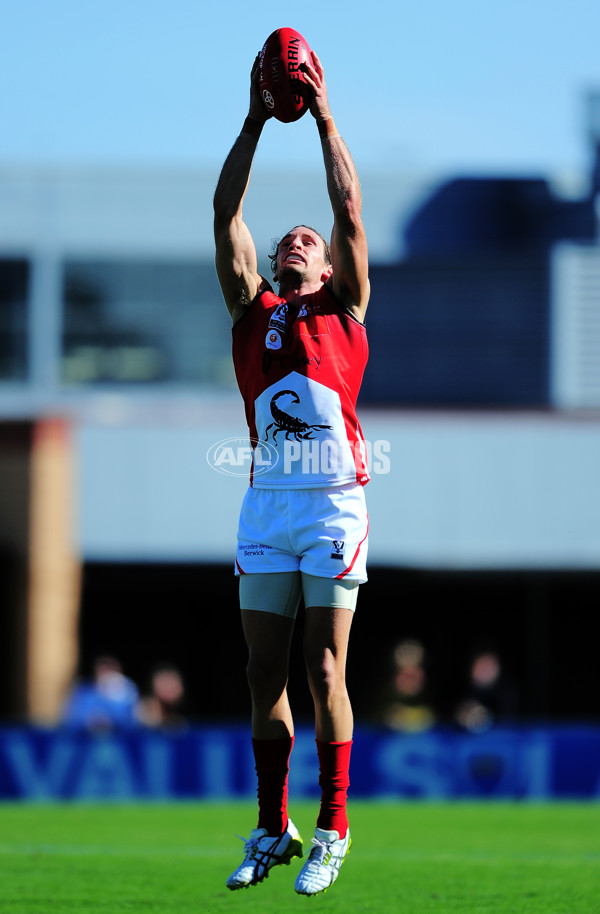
left=2, top=0, right=600, bottom=181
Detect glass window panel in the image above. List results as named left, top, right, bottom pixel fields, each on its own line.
left=61, top=259, right=234, bottom=387
left=0, top=258, right=29, bottom=381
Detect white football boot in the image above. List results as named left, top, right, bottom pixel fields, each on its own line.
left=226, top=819, right=303, bottom=890
left=294, top=827, right=351, bottom=895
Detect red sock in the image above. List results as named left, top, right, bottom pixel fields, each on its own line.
left=252, top=736, right=294, bottom=836
left=316, top=739, right=352, bottom=838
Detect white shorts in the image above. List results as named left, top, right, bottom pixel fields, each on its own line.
left=235, top=482, right=368, bottom=582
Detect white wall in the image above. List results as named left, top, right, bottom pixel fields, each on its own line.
left=75, top=404, right=600, bottom=569
left=0, top=164, right=432, bottom=263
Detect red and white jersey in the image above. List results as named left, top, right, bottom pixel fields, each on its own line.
left=232, top=284, right=370, bottom=488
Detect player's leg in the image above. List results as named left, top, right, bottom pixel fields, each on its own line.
left=295, top=577, right=357, bottom=896
left=227, top=572, right=303, bottom=890
left=302, top=594, right=355, bottom=834
left=241, top=605, right=296, bottom=740
left=302, top=598, right=355, bottom=742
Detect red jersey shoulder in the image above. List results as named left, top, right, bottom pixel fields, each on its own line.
left=257, top=285, right=356, bottom=319
left=258, top=289, right=285, bottom=309
left=233, top=286, right=365, bottom=351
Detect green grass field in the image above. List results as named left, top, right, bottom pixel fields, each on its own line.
left=0, top=801, right=598, bottom=913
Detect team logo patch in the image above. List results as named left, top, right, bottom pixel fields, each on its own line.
left=269, top=304, right=289, bottom=333
left=265, top=304, right=289, bottom=351
left=330, top=540, right=345, bottom=560
left=265, top=330, right=282, bottom=349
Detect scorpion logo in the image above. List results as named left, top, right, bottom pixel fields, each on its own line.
left=264, top=390, right=332, bottom=443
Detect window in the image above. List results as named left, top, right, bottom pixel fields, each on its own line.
left=0, top=258, right=29, bottom=381
left=61, top=259, right=234, bottom=387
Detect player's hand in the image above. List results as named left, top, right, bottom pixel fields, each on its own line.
left=302, top=51, right=332, bottom=122
left=248, top=54, right=272, bottom=124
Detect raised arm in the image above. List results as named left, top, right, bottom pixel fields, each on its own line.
left=302, top=52, right=370, bottom=322
left=213, top=58, right=271, bottom=323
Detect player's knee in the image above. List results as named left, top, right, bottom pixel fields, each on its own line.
left=246, top=654, right=287, bottom=701
left=305, top=653, right=346, bottom=703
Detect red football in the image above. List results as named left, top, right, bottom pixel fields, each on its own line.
left=258, top=27, right=313, bottom=123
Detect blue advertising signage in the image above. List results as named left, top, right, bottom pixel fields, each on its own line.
left=0, top=726, right=598, bottom=801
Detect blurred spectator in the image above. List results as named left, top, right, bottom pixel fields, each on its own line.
left=454, top=648, right=518, bottom=733
left=136, top=663, right=187, bottom=730
left=373, top=638, right=437, bottom=732
left=62, top=655, right=139, bottom=731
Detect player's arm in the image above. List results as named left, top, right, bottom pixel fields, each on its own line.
left=213, top=58, right=272, bottom=323
left=303, top=52, right=370, bottom=322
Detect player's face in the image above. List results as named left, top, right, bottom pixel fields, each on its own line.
left=277, top=227, right=329, bottom=283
